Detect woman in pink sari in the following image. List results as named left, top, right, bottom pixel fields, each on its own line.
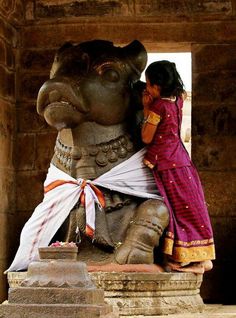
left=141, top=61, right=215, bottom=273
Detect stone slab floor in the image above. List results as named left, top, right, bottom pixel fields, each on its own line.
left=121, top=305, right=236, bottom=318
left=1, top=303, right=235, bottom=317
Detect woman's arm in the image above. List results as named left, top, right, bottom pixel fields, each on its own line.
left=141, top=111, right=161, bottom=144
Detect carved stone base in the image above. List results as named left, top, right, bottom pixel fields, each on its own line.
left=0, top=303, right=117, bottom=318
left=7, top=270, right=204, bottom=316
left=1, top=258, right=118, bottom=318
left=91, top=272, right=204, bottom=316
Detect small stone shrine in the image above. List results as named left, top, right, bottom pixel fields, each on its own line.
left=0, top=246, right=118, bottom=318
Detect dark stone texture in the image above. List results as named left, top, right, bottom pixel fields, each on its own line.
left=233, top=0, right=236, bottom=15
left=21, top=21, right=236, bottom=50
left=17, top=102, right=53, bottom=133
left=16, top=170, right=45, bottom=211
left=0, top=213, right=17, bottom=260
left=0, top=65, right=15, bottom=100
left=0, top=169, right=15, bottom=214
left=192, top=104, right=236, bottom=137
left=0, top=0, right=25, bottom=26
left=0, top=6, right=18, bottom=303
left=7, top=0, right=25, bottom=26
left=36, top=1, right=122, bottom=18
left=0, top=0, right=15, bottom=15
left=201, top=262, right=236, bottom=303
left=19, top=73, right=49, bottom=100
left=136, top=0, right=232, bottom=16
left=210, top=216, right=236, bottom=262
left=34, top=132, right=57, bottom=170
left=204, top=261, right=230, bottom=301
left=35, top=0, right=232, bottom=19
left=0, top=17, right=18, bottom=47
left=13, top=210, right=35, bottom=238
left=192, top=135, right=236, bottom=170
left=193, top=44, right=236, bottom=73
left=14, top=133, right=36, bottom=170
left=193, top=71, right=236, bottom=106
left=190, top=42, right=236, bottom=303
left=0, top=38, right=15, bottom=70
left=20, top=49, right=55, bottom=70
left=0, top=260, right=8, bottom=301
left=0, top=99, right=15, bottom=142
left=198, top=171, right=236, bottom=217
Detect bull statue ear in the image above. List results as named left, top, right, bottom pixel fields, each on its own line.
left=123, top=40, right=147, bottom=80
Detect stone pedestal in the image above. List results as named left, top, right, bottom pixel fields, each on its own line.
left=6, top=269, right=204, bottom=316
left=0, top=249, right=118, bottom=318
left=91, top=272, right=204, bottom=316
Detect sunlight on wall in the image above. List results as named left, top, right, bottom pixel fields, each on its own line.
left=141, top=53, right=192, bottom=156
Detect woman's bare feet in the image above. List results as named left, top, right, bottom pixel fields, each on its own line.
left=163, top=260, right=182, bottom=272
left=203, top=260, right=213, bottom=271
left=164, top=260, right=213, bottom=274
left=174, top=260, right=213, bottom=274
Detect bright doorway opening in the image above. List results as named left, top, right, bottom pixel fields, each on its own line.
left=141, top=53, right=192, bottom=156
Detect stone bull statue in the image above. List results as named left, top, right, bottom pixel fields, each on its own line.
left=36, top=40, right=169, bottom=265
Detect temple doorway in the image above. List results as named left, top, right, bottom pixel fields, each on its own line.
left=141, top=52, right=192, bottom=156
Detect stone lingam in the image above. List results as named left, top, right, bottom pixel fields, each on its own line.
left=1, top=245, right=119, bottom=318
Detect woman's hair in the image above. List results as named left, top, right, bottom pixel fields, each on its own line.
left=145, top=60, right=185, bottom=98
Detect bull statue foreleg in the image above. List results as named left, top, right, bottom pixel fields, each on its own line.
left=115, top=200, right=169, bottom=264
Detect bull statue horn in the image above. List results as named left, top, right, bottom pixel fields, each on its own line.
left=123, top=40, right=147, bottom=79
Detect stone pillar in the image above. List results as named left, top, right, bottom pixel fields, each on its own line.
left=192, top=43, right=236, bottom=303
left=15, top=46, right=57, bottom=260
left=0, top=6, right=17, bottom=302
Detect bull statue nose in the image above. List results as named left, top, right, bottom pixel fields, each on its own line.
left=49, top=89, right=61, bottom=103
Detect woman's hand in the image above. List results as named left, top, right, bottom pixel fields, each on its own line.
left=142, top=90, right=153, bottom=108
left=142, top=90, right=153, bottom=118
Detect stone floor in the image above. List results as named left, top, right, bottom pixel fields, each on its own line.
left=120, top=305, right=236, bottom=318
left=2, top=301, right=235, bottom=317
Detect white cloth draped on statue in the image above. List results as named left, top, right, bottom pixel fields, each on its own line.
left=6, top=148, right=162, bottom=273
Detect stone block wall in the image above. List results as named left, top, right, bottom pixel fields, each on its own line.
left=192, top=43, right=236, bottom=303
left=0, top=0, right=24, bottom=301
left=15, top=49, right=57, bottom=239
left=0, top=0, right=236, bottom=303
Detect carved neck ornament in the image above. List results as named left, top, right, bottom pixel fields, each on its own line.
left=54, top=133, right=134, bottom=172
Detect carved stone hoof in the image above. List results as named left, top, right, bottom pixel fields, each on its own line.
left=114, top=241, right=153, bottom=264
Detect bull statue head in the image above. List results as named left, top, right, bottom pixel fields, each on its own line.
left=37, top=40, right=147, bottom=130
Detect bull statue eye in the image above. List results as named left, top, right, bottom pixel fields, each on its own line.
left=102, top=69, right=120, bottom=82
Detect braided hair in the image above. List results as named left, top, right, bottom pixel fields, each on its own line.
left=145, top=60, right=185, bottom=98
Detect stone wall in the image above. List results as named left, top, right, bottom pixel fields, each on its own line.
left=192, top=43, right=236, bottom=303
left=1, top=0, right=236, bottom=303
left=0, top=0, right=24, bottom=301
